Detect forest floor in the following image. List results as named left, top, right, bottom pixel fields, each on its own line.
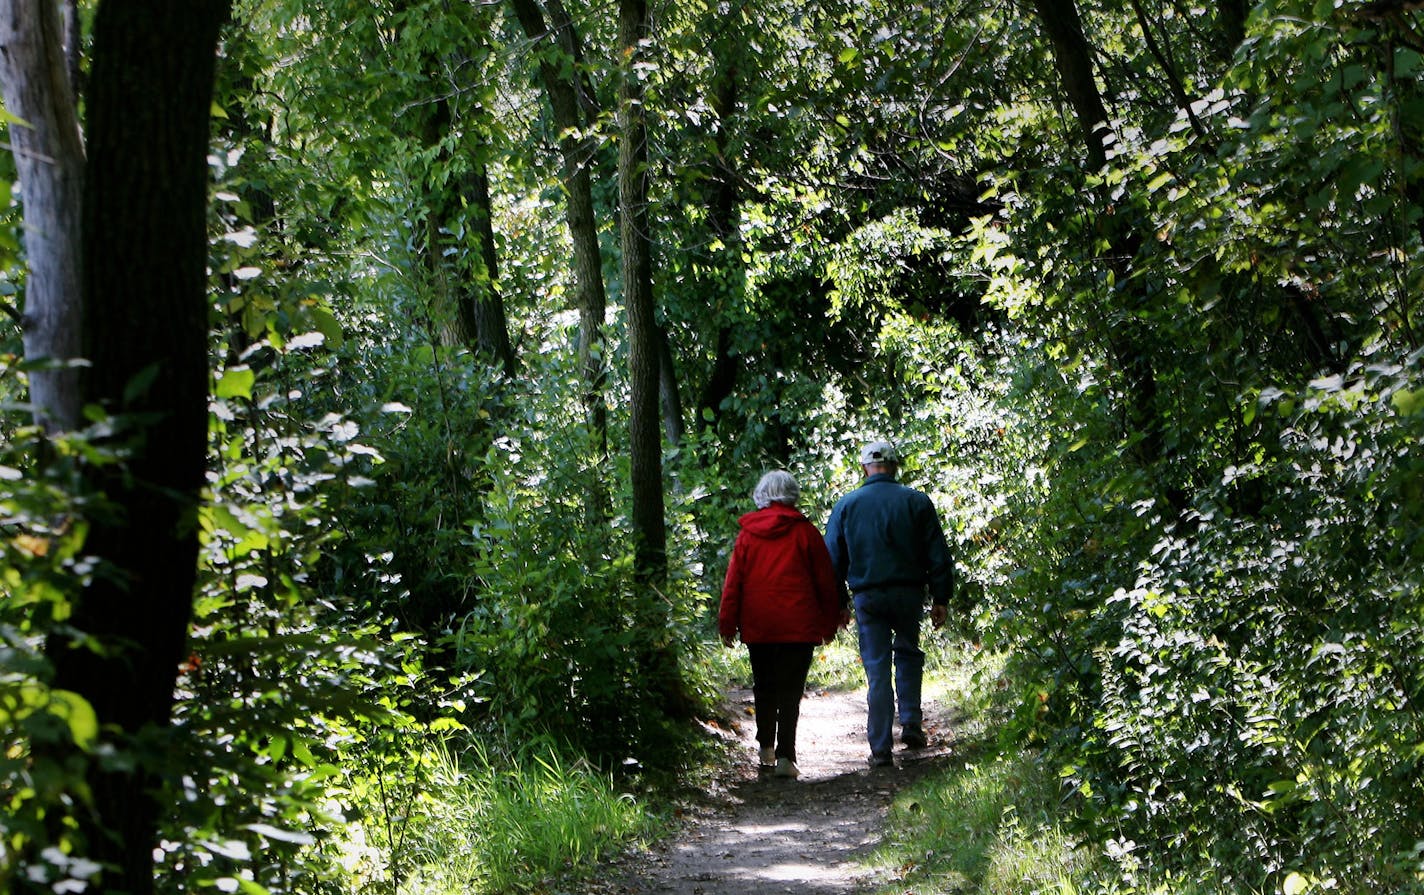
left=591, top=684, right=964, bottom=895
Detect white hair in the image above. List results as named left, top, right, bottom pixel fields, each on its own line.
left=752, top=470, right=800, bottom=509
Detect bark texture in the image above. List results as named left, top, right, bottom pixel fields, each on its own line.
left=510, top=0, right=610, bottom=477
left=0, top=0, right=85, bottom=431
left=1031, top=0, right=1112, bottom=170
left=463, top=155, right=517, bottom=376
left=419, top=81, right=516, bottom=375
left=617, top=0, right=666, bottom=583
left=45, top=3, right=228, bottom=892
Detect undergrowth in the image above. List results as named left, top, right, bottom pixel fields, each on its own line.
left=870, top=652, right=1243, bottom=895
left=338, top=737, right=664, bottom=895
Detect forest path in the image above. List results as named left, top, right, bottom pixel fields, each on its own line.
left=599, top=685, right=960, bottom=895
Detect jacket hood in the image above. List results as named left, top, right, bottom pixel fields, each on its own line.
left=738, top=503, right=806, bottom=539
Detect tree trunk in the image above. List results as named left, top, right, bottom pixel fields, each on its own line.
left=509, top=0, right=610, bottom=493
left=658, top=322, right=684, bottom=446
left=463, top=154, right=517, bottom=377
left=1217, top=0, right=1249, bottom=56
left=417, top=71, right=516, bottom=376
left=45, top=4, right=228, bottom=893
left=1030, top=0, right=1112, bottom=171
left=618, top=0, right=666, bottom=583
left=1030, top=0, right=1169, bottom=475
left=617, top=0, right=692, bottom=724
left=0, top=0, right=86, bottom=432
left=695, top=48, right=744, bottom=429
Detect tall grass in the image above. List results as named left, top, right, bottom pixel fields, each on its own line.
left=340, top=737, right=660, bottom=895
left=873, top=751, right=1090, bottom=894
left=869, top=648, right=1096, bottom=894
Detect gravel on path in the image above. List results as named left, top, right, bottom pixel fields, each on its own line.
left=595, top=685, right=959, bottom=895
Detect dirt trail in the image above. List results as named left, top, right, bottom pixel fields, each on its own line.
left=599, top=686, right=958, bottom=895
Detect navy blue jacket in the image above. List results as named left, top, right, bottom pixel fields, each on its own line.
left=824, top=473, right=954, bottom=607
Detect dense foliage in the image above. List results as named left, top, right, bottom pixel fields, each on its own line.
left=2, top=0, right=1422, bottom=892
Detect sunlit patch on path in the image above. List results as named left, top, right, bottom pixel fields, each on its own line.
left=596, top=686, right=956, bottom=895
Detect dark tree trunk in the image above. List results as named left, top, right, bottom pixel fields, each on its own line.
left=695, top=49, right=744, bottom=429
left=618, top=0, right=666, bottom=583
left=509, top=0, right=610, bottom=489
left=1030, top=0, right=1112, bottom=170
left=617, top=0, right=692, bottom=724
left=0, top=0, right=86, bottom=432
left=45, top=3, right=228, bottom=892
left=1030, top=0, right=1169, bottom=475
left=463, top=155, right=517, bottom=376
left=1217, top=0, right=1249, bottom=56
left=419, top=82, right=516, bottom=376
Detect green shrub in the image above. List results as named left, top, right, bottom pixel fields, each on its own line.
left=360, top=738, right=659, bottom=895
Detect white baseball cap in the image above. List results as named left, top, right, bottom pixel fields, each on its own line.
left=859, top=440, right=900, bottom=465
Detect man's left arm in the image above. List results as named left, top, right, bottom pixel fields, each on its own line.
left=824, top=502, right=853, bottom=620
left=919, top=495, right=954, bottom=629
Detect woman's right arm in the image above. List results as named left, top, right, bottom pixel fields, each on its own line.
left=718, top=536, right=745, bottom=646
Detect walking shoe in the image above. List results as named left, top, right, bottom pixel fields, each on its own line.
left=901, top=725, right=928, bottom=750
left=758, top=746, right=776, bottom=767
left=868, top=752, right=894, bottom=768
left=773, top=757, right=799, bottom=778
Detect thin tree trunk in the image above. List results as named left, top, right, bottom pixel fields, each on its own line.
left=45, top=4, right=228, bottom=893
left=657, top=321, right=684, bottom=446
left=696, top=47, right=744, bottom=429
left=617, top=0, right=694, bottom=724
left=463, top=154, right=517, bottom=376
left=1127, top=0, right=1207, bottom=139
left=0, top=0, right=86, bottom=431
left=618, top=0, right=665, bottom=582
left=509, top=0, right=610, bottom=492
left=416, top=57, right=516, bottom=376
left=1030, top=0, right=1169, bottom=475
left=1030, top=0, right=1112, bottom=170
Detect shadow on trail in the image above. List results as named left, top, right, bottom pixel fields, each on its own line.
left=599, top=687, right=972, bottom=895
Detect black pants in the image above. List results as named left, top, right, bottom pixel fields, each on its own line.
left=747, top=643, right=815, bottom=762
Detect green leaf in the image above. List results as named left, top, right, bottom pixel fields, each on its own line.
left=50, top=689, right=99, bottom=750
left=124, top=363, right=162, bottom=404
left=311, top=307, right=345, bottom=349
left=1145, top=170, right=1173, bottom=193
left=291, top=737, right=316, bottom=767
left=215, top=366, right=256, bottom=400
left=1391, top=388, right=1424, bottom=416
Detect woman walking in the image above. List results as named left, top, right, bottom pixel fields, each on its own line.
left=719, top=471, right=843, bottom=778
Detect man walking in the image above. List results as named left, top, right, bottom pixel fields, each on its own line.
left=825, top=439, right=953, bottom=767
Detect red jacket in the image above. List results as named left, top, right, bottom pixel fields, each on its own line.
left=718, top=503, right=841, bottom=644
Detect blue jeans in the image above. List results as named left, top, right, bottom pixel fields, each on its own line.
left=854, top=590, right=925, bottom=757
